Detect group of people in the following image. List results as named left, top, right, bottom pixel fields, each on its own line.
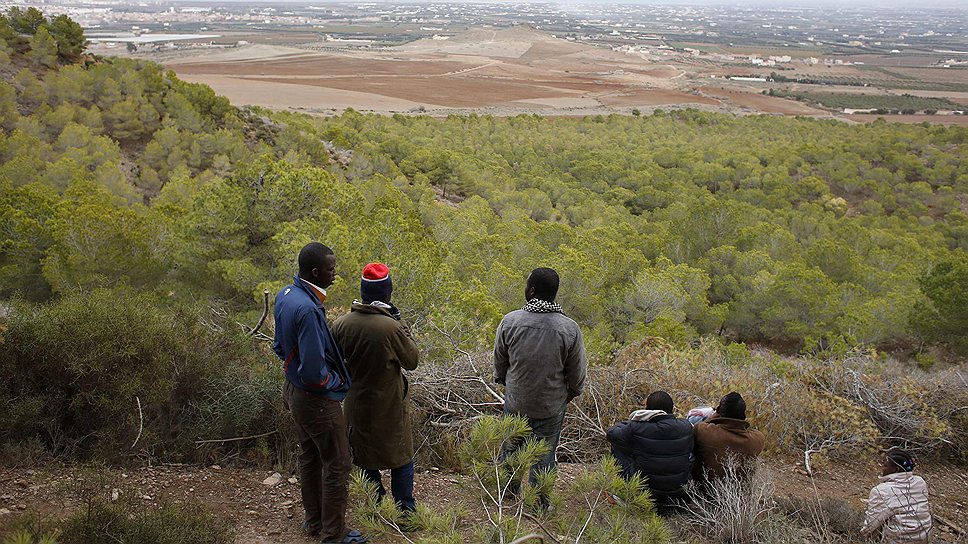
left=273, top=242, right=933, bottom=544
left=273, top=243, right=416, bottom=544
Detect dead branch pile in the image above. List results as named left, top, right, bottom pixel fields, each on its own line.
left=408, top=342, right=677, bottom=466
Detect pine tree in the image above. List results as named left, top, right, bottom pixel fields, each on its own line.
left=47, top=14, right=87, bottom=60
left=26, top=26, right=57, bottom=68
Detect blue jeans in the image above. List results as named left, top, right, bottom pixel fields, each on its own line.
left=362, top=460, right=416, bottom=512
left=501, top=406, right=566, bottom=491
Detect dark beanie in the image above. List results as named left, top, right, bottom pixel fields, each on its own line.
left=361, top=262, right=392, bottom=303
left=718, top=392, right=747, bottom=420
left=887, top=449, right=916, bottom=472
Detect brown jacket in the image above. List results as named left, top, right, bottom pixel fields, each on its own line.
left=692, top=416, right=765, bottom=481
left=331, top=303, right=419, bottom=469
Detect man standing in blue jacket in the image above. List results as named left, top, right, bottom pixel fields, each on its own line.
left=274, top=242, right=367, bottom=544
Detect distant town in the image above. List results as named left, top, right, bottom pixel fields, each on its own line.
left=11, top=1, right=965, bottom=120
left=12, top=1, right=966, bottom=58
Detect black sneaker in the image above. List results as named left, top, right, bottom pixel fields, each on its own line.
left=321, top=529, right=368, bottom=543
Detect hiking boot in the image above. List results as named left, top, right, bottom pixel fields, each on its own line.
left=302, top=521, right=321, bottom=537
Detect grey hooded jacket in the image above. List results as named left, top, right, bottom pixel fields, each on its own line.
left=493, top=309, right=587, bottom=419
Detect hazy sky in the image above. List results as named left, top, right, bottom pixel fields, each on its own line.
left=205, top=0, right=965, bottom=6
left=616, top=0, right=966, bottom=8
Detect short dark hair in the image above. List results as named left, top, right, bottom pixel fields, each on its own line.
left=717, top=392, right=747, bottom=420
left=645, top=391, right=674, bottom=414
left=886, top=449, right=916, bottom=472
left=298, top=242, right=334, bottom=276
left=527, top=267, right=559, bottom=302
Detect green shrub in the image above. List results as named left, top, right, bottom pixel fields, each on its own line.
left=57, top=500, right=231, bottom=544
left=0, top=288, right=280, bottom=463
left=2, top=531, right=57, bottom=544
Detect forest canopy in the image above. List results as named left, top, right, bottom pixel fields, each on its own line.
left=1, top=12, right=967, bottom=361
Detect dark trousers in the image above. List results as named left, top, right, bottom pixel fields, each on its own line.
left=285, top=381, right=350, bottom=542
left=362, top=460, right=416, bottom=512
left=502, top=406, right=566, bottom=492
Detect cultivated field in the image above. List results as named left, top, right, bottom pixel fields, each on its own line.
left=165, top=26, right=735, bottom=115
left=162, top=25, right=968, bottom=121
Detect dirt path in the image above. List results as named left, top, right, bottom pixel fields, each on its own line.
left=1, top=457, right=965, bottom=542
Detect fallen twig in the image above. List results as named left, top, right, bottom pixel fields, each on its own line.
left=522, top=512, right=561, bottom=544
left=935, top=514, right=964, bottom=536
left=131, top=396, right=143, bottom=449
left=194, top=430, right=277, bottom=446
left=507, top=534, right=543, bottom=544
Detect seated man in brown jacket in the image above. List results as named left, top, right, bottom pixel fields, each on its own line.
left=692, top=392, right=765, bottom=483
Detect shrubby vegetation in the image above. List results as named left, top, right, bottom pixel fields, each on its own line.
left=5, top=466, right=231, bottom=544
left=0, top=289, right=285, bottom=463
left=351, top=415, right=671, bottom=544
left=2, top=12, right=967, bottom=359
left=767, top=88, right=963, bottom=113
left=0, top=12, right=967, bottom=472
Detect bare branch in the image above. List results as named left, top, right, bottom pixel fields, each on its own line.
left=248, top=290, right=271, bottom=337
left=507, top=534, right=544, bottom=544
left=194, top=430, right=277, bottom=446
left=130, top=396, right=143, bottom=449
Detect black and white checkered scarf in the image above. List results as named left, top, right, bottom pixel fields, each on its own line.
left=522, top=299, right=564, bottom=314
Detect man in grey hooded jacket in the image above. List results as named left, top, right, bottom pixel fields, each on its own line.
left=494, top=267, right=587, bottom=504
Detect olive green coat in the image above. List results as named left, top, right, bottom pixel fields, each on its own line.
left=331, top=303, right=419, bottom=469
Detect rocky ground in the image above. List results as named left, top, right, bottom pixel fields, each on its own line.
left=1, top=456, right=965, bottom=543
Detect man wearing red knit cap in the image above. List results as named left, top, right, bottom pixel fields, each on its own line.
left=332, top=263, right=419, bottom=514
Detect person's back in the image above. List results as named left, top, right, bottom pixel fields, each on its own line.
left=862, top=451, right=932, bottom=543
left=607, top=391, right=694, bottom=507
left=496, top=308, right=585, bottom=419
left=692, top=392, right=765, bottom=481
left=493, top=267, right=586, bottom=509
left=332, top=263, right=420, bottom=514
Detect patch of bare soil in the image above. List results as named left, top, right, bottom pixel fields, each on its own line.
left=769, top=455, right=968, bottom=541
left=1, top=457, right=965, bottom=543
left=600, top=89, right=720, bottom=107
left=698, top=86, right=827, bottom=115
left=174, top=56, right=473, bottom=78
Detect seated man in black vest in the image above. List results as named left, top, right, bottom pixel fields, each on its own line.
left=606, top=391, right=694, bottom=513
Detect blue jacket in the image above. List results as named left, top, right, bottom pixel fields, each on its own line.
left=273, top=276, right=351, bottom=401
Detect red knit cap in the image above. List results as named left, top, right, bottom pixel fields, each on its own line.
left=362, top=263, right=390, bottom=282
left=361, top=262, right=392, bottom=303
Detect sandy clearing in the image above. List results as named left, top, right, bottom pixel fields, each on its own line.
left=238, top=75, right=584, bottom=108
left=600, top=89, right=721, bottom=107
left=399, top=28, right=534, bottom=59
left=178, top=75, right=426, bottom=112
left=699, top=86, right=826, bottom=115
left=512, top=96, right=602, bottom=108
left=175, top=56, right=472, bottom=77
left=517, top=39, right=591, bottom=63
left=164, top=44, right=319, bottom=65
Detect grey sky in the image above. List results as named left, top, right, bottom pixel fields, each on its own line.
left=185, top=0, right=965, bottom=7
